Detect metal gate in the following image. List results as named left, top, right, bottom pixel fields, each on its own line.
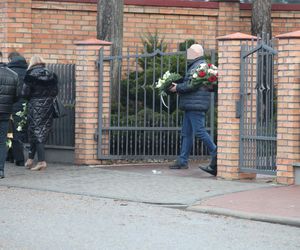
left=238, top=38, right=277, bottom=175
left=97, top=46, right=215, bottom=160
left=47, top=64, right=75, bottom=148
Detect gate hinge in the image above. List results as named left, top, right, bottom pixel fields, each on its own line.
left=236, top=99, right=241, bottom=118
left=94, top=131, right=99, bottom=141
left=95, top=60, right=100, bottom=69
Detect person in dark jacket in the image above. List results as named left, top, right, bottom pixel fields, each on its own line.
left=169, top=44, right=217, bottom=176
left=22, top=55, right=58, bottom=171
left=7, top=52, right=28, bottom=166
left=0, top=51, right=19, bottom=178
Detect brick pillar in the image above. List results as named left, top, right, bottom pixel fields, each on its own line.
left=217, top=0, right=241, bottom=38
left=217, top=32, right=257, bottom=180
left=275, top=31, right=300, bottom=185
left=0, top=0, right=32, bottom=58
left=74, top=38, right=112, bottom=165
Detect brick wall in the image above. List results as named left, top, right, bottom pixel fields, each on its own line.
left=31, top=2, right=96, bottom=63
left=29, top=0, right=220, bottom=63
left=1, top=0, right=33, bottom=58
left=0, top=1, right=6, bottom=53
left=2, top=0, right=300, bottom=63
left=123, top=5, right=219, bottom=52
left=217, top=2, right=241, bottom=37
left=240, top=7, right=300, bottom=36
left=273, top=11, right=300, bottom=35
left=276, top=31, right=300, bottom=185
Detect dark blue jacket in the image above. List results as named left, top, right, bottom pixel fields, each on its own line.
left=7, top=56, right=28, bottom=112
left=176, top=57, right=211, bottom=112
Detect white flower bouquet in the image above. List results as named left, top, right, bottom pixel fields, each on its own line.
left=156, top=71, right=182, bottom=97
left=15, top=102, right=28, bottom=132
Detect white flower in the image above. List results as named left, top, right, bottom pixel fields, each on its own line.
left=200, top=63, right=207, bottom=70
left=208, top=69, right=218, bottom=76
left=156, top=79, right=164, bottom=88
left=17, top=126, right=23, bottom=132
left=163, top=71, right=170, bottom=80
left=211, top=64, right=218, bottom=70
left=16, top=111, right=23, bottom=116
left=193, top=73, right=198, bottom=78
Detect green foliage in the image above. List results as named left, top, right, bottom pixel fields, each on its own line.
left=178, top=38, right=197, bottom=51
left=139, top=31, right=168, bottom=69
left=113, top=32, right=218, bottom=126
left=6, top=138, right=12, bottom=148
left=113, top=34, right=192, bottom=116
left=110, top=108, right=185, bottom=142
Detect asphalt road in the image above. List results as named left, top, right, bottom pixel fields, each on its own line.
left=1, top=187, right=300, bottom=250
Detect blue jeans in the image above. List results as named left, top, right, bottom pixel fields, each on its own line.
left=0, top=115, right=10, bottom=171
left=178, top=111, right=217, bottom=165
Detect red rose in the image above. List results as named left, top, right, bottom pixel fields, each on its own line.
left=208, top=75, right=217, bottom=83
left=198, top=71, right=206, bottom=77
left=208, top=63, right=212, bottom=67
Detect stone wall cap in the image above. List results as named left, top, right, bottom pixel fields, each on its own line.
left=276, top=30, right=300, bottom=39
left=217, top=32, right=257, bottom=41
left=75, top=38, right=112, bottom=45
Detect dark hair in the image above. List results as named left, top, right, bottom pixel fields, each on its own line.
left=0, top=51, right=2, bottom=58
left=8, top=51, right=21, bottom=60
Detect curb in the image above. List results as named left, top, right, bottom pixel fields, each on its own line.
left=187, top=205, right=300, bottom=228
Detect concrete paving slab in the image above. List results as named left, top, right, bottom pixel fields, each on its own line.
left=0, top=163, right=272, bottom=206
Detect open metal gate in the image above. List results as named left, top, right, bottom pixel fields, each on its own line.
left=97, top=46, right=216, bottom=160
left=238, top=38, right=277, bottom=175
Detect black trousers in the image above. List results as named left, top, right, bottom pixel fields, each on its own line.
left=28, top=142, right=45, bottom=162
left=12, top=113, right=26, bottom=163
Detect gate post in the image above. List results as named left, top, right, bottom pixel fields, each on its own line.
left=74, top=38, right=112, bottom=165
left=217, top=33, right=257, bottom=180
left=276, top=31, right=300, bottom=185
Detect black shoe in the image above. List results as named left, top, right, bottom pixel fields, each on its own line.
left=15, top=161, right=25, bottom=167
left=199, top=165, right=217, bottom=176
left=169, top=162, right=188, bottom=169
left=0, top=170, right=4, bottom=179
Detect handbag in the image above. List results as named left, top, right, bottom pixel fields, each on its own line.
left=53, top=97, right=67, bottom=118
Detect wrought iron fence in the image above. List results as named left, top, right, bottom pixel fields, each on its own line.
left=97, top=46, right=216, bottom=160
left=47, top=64, right=75, bottom=148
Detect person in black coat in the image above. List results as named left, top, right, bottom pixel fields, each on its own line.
left=169, top=44, right=217, bottom=176
left=7, top=52, right=28, bottom=166
left=0, top=51, right=19, bottom=178
left=22, top=55, right=58, bottom=171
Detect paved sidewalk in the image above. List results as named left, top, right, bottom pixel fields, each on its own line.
left=188, top=185, right=300, bottom=227
left=1, top=162, right=299, bottom=227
